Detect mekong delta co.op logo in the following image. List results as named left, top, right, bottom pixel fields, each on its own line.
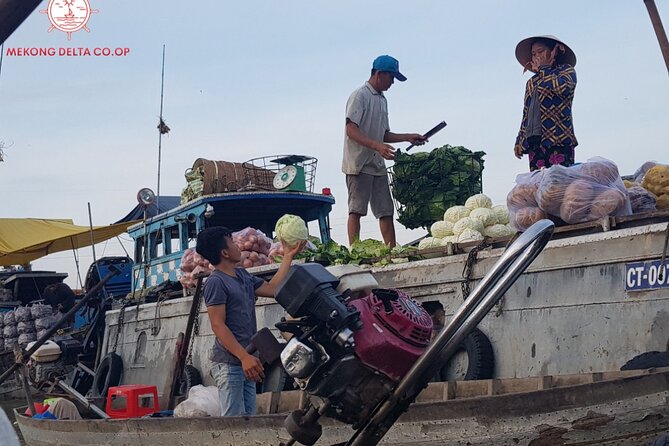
left=40, top=0, right=99, bottom=41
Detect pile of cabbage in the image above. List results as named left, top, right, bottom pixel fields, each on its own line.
left=418, top=193, right=515, bottom=250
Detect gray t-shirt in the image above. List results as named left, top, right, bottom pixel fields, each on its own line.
left=203, top=268, right=264, bottom=365
left=342, top=82, right=390, bottom=176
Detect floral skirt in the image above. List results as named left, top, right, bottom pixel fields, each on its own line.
left=528, top=146, right=575, bottom=171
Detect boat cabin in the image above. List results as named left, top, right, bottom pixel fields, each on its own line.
left=126, top=191, right=335, bottom=291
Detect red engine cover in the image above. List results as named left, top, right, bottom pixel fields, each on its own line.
left=349, top=289, right=433, bottom=382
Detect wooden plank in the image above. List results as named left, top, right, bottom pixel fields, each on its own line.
left=416, top=382, right=445, bottom=403
left=443, top=381, right=456, bottom=400
left=454, top=380, right=489, bottom=399
left=494, top=376, right=541, bottom=395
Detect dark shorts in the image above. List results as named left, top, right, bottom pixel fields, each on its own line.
left=346, top=173, right=394, bottom=218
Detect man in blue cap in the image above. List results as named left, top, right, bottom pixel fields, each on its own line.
left=342, top=55, right=426, bottom=247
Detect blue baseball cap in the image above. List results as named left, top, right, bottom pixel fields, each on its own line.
left=372, top=55, right=407, bottom=82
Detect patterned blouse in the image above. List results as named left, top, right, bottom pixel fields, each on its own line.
left=514, top=64, right=578, bottom=155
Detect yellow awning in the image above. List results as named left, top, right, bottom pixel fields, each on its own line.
left=0, top=218, right=139, bottom=266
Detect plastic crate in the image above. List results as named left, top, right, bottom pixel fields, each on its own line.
left=388, top=148, right=484, bottom=229
left=106, top=385, right=159, bottom=419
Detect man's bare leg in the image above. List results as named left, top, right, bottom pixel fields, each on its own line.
left=348, top=213, right=362, bottom=245
left=379, top=216, right=396, bottom=248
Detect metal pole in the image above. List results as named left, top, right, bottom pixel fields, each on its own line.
left=87, top=202, right=108, bottom=299
left=156, top=44, right=166, bottom=211
left=13, top=346, right=35, bottom=417
left=644, top=0, right=669, bottom=75
left=0, top=269, right=120, bottom=386
left=55, top=379, right=109, bottom=419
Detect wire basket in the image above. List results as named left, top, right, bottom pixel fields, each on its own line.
left=388, top=147, right=485, bottom=229
left=242, top=155, right=318, bottom=192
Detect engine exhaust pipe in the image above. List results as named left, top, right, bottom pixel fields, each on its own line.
left=345, top=219, right=555, bottom=446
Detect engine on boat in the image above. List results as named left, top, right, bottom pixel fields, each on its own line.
left=27, top=336, right=84, bottom=385
left=275, top=263, right=432, bottom=443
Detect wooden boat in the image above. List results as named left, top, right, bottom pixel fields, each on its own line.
left=15, top=368, right=669, bottom=446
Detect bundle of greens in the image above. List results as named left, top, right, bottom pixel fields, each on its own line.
left=390, top=145, right=486, bottom=229
left=299, top=239, right=419, bottom=266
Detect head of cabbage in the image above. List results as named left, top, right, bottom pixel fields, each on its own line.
left=275, top=214, right=309, bottom=247
left=430, top=220, right=453, bottom=238
left=452, top=216, right=484, bottom=236
left=444, top=205, right=470, bottom=223
left=469, top=208, right=497, bottom=227
left=465, top=193, right=493, bottom=210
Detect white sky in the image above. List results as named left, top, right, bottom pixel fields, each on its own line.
left=1, top=0, right=668, bottom=287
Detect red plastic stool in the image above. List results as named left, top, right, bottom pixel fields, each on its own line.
left=106, top=385, right=159, bottom=419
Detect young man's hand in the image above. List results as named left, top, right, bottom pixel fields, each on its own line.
left=281, top=239, right=307, bottom=259
left=241, top=353, right=265, bottom=382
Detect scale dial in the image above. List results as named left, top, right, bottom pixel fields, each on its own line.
left=273, top=165, right=298, bottom=189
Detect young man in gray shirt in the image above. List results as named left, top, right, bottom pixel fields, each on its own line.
left=196, top=226, right=304, bottom=416
left=342, top=55, right=426, bottom=247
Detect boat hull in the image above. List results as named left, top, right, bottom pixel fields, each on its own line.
left=16, top=369, right=669, bottom=446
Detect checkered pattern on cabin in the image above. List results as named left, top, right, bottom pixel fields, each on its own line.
left=133, top=259, right=181, bottom=291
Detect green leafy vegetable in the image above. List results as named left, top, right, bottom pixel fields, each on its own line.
left=390, top=145, right=486, bottom=229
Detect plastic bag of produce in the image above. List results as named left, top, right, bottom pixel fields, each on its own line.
left=17, top=321, right=36, bottom=335
left=3, top=325, right=17, bottom=338
left=15, top=307, right=33, bottom=323
left=534, top=158, right=631, bottom=225
left=179, top=264, right=212, bottom=290
left=30, top=304, right=53, bottom=320
left=239, top=250, right=272, bottom=269
left=180, top=248, right=197, bottom=273
left=268, top=241, right=284, bottom=262
left=627, top=185, right=657, bottom=214
left=35, top=316, right=55, bottom=331
left=507, top=170, right=544, bottom=210
left=18, top=332, right=37, bottom=346
left=4, top=337, right=17, bottom=350
left=0, top=288, right=13, bottom=302
left=36, top=329, right=49, bottom=340
left=633, top=161, right=659, bottom=183
left=507, top=170, right=546, bottom=231
left=4, top=311, right=16, bottom=326
left=232, top=227, right=272, bottom=255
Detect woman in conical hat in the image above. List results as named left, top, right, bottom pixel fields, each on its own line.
left=513, top=35, right=578, bottom=171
